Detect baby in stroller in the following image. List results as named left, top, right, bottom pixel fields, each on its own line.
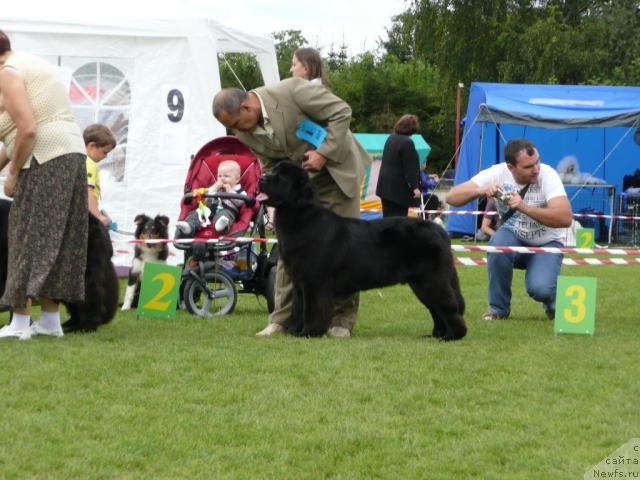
left=175, top=136, right=277, bottom=317
left=175, top=159, right=248, bottom=237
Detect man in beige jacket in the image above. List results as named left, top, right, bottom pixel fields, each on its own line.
left=213, top=77, right=371, bottom=337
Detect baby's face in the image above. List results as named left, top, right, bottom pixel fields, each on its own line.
left=218, top=167, right=240, bottom=186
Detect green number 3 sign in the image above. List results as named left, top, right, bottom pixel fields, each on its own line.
left=137, top=263, right=181, bottom=319
left=554, top=276, right=597, bottom=335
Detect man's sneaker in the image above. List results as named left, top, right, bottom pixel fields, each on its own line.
left=175, top=221, right=193, bottom=235
left=328, top=326, right=351, bottom=338
left=31, top=321, right=64, bottom=338
left=481, top=310, right=507, bottom=321
left=545, top=309, right=555, bottom=320
left=256, top=323, right=285, bottom=336
left=0, top=324, right=32, bottom=340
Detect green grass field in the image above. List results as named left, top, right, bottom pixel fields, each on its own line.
left=0, top=262, right=637, bottom=479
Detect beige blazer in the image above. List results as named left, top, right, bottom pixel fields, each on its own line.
left=235, top=77, right=371, bottom=199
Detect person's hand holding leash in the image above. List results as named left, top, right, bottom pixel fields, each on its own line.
left=303, top=150, right=327, bottom=172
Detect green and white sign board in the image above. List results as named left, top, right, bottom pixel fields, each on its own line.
left=554, top=276, right=597, bottom=335
left=576, top=228, right=595, bottom=249
left=137, top=262, right=181, bottom=319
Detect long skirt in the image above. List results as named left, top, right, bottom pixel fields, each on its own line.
left=0, top=153, right=88, bottom=308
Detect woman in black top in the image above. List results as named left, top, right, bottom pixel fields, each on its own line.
left=376, top=114, right=421, bottom=217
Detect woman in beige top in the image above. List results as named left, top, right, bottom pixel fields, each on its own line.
left=0, top=29, right=88, bottom=340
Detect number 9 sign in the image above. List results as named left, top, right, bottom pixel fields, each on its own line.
left=137, top=262, right=181, bottom=319
left=166, top=88, right=185, bottom=123
left=554, top=276, right=597, bottom=335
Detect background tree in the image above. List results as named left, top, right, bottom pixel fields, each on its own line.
left=383, top=0, right=640, bottom=171
left=219, top=2, right=640, bottom=173
left=218, top=53, right=263, bottom=90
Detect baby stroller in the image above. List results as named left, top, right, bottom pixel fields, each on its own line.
left=175, top=136, right=277, bottom=317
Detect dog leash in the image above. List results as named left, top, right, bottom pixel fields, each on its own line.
left=109, top=224, right=136, bottom=236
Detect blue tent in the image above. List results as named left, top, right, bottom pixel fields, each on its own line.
left=448, top=82, right=640, bottom=235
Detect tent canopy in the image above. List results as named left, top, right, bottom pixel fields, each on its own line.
left=449, top=82, right=640, bottom=235
left=0, top=4, right=279, bottom=266
left=476, top=83, right=640, bottom=128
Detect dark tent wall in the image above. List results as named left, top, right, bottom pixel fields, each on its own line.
left=449, top=82, right=640, bottom=235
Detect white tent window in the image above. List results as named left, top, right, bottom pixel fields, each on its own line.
left=69, top=61, right=131, bottom=182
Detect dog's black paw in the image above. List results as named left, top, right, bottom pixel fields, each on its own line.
left=300, top=326, right=327, bottom=338
left=439, top=327, right=467, bottom=341
left=286, top=324, right=305, bottom=336
left=431, top=325, right=447, bottom=339
left=62, top=317, right=99, bottom=334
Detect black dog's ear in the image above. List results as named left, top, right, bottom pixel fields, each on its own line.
left=134, top=214, right=149, bottom=225
left=291, top=182, right=317, bottom=208
left=156, top=215, right=170, bottom=228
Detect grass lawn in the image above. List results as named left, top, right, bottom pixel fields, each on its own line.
left=0, top=262, right=637, bottom=479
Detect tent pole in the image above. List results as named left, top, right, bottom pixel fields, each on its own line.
left=608, top=186, right=615, bottom=244
left=495, top=123, right=501, bottom=165
left=455, top=82, right=464, bottom=168
left=474, top=122, right=486, bottom=242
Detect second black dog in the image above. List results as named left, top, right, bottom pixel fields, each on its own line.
left=0, top=199, right=119, bottom=332
left=62, top=214, right=119, bottom=333
left=258, top=162, right=467, bottom=340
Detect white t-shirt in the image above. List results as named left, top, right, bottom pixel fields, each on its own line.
left=471, top=163, right=568, bottom=246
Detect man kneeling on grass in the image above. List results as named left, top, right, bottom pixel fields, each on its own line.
left=446, top=138, right=573, bottom=321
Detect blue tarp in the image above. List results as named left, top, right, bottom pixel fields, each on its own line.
left=449, top=82, right=640, bottom=235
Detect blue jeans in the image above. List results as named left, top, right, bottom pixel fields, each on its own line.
left=487, top=228, right=563, bottom=317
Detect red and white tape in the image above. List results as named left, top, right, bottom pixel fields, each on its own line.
left=455, top=256, right=640, bottom=266
left=111, top=237, right=640, bottom=257
left=362, top=208, right=640, bottom=221
left=450, top=244, right=640, bottom=255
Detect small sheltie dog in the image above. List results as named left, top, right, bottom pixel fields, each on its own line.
left=121, top=214, right=170, bottom=310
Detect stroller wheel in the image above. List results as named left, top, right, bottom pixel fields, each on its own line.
left=183, top=271, right=237, bottom=317
left=265, top=266, right=276, bottom=314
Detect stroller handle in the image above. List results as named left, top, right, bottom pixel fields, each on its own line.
left=183, top=189, right=256, bottom=208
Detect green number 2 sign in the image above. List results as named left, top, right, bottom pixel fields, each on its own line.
left=576, top=228, right=595, bottom=249
left=554, top=276, right=597, bottom=335
left=137, top=263, right=181, bottom=319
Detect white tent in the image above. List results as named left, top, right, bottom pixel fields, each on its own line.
left=1, top=4, right=279, bottom=267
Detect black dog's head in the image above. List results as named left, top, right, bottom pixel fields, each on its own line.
left=133, top=214, right=170, bottom=242
left=257, top=162, right=317, bottom=208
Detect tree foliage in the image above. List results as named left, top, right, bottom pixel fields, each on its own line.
left=219, top=4, right=640, bottom=172
left=218, top=53, right=263, bottom=90
left=382, top=0, right=640, bottom=170
left=329, top=53, right=445, bottom=165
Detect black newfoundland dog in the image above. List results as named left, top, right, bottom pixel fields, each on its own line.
left=0, top=199, right=119, bottom=333
left=258, top=162, right=467, bottom=340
